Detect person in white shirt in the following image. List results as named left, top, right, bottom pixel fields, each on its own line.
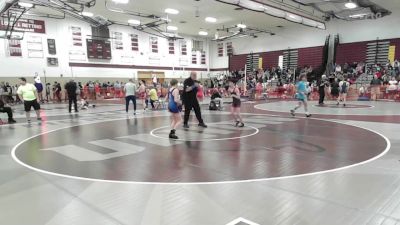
left=388, top=77, right=398, bottom=91
left=338, top=77, right=350, bottom=107
left=124, top=79, right=137, bottom=115
left=359, top=85, right=366, bottom=97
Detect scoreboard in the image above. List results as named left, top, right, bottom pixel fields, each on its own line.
left=86, top=39, right=111, bottom=59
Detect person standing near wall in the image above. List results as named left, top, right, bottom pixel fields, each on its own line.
left=370, top=75, right=382, bottom=101
left=182, top=71, right=207, bottom=129
left=138, top=80, right=148, bottom=111
left=124, top=79, right=137, bottom=115
left=17, top=77, right=42, bottom=123
left=34, top=79, right=44, bottom=103
left=65, top=79, right=78, bottom=113
left=148, top=87, right=158, bottom=110
left=54, top=81, right=62, bottom=102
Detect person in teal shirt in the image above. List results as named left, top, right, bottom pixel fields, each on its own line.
left=290, top=74, right=311, bottom=117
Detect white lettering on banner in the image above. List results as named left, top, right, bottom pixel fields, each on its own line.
left=0, top=18, right=45, bottom=33
left=39, top=117, right=297, bottom=162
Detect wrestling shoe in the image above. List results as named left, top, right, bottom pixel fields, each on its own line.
left=198, top=123, right=207, bottom=128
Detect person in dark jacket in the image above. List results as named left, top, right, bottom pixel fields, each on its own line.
left=0, top=99, right=16, bottom=123
left=318, top=75, right=329, bottom=105
left=65, top=79, right=78, bottom=113
left=182, top=71, right=207, bottom=129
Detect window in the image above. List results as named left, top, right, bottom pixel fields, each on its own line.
left=168, top=39, right=175, bottom=54
left=201, top=51, right=206, bottom=65
left=150, top=36, right=158, bottom=53
left=226, top=42, right=233, bottom=56
left=180, top=40, right=187, bottom=56
left=130, top=34, right=139, bottom=51
left=192, top=51, right=197, bottom=64
left=218, top=42, right=224, bottom=57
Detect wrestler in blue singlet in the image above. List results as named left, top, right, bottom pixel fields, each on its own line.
left=168, top=88, right=180, bottom=113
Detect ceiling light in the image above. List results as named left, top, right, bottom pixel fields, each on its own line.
left=111, top=0, right=129, bottom=3
left=345, top=1, right=357, bottom=9
left=128, top=19, right=141, bottom=25
left=205, top=17, right=217, bottom=23
left=198, top=31, right=208, bottom=36
left=349, top=13, right=367, bottom=18
left=81, top=11, right=93, bottom=17
left=167, top=25, right=178, bottom=31
left=165, top=8, right=179, bottom=15
left=18, top=2, right=33, bottom=8
left=286, top=14, right=302, bottom=23
left=237, top=23, right=247, bottom=29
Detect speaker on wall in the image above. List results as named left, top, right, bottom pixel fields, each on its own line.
left=47, top=39, right=56, bottom=55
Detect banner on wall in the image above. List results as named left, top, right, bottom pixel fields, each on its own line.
left=258, top=58, right=263, bottom=69
left=112, top=31, right=124, bottom=50
left=0, top=18, right=46, bottom=33
left=389, top=45, right=396, bottom=63
left=27, top=35, right=44, bottom=58
left=7, top=39, right=22, bottom=57
left=70, top=26, right=83, bottom=47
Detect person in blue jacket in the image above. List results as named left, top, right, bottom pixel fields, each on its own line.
left=290, top=74, right=311, bottom=117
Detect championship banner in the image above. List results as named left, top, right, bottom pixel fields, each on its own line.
left=0, top=17, right=46, bottom=33
left=388, top=45, right=395, bottom=63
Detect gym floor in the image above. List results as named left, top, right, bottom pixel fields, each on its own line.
left=0, top=100, right=399, bottom=225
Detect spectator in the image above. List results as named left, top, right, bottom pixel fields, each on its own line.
left=370, top=75, right=382, bottom=101
left=0, top=99, right=16, bottom=124
left=34, top=78, right=44, bottom=103
left=124, top=79, right=137, bottom=115
left=54, top=81, right=62, bottom=102
left=148, top=87, right=158, bottom=109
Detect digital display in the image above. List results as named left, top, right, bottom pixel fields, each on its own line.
left=86, top=39, right=111, bottom=59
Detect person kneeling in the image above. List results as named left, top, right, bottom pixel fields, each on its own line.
left=0, top=99, right=17, bottom=124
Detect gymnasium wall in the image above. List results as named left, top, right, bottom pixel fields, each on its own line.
left=228, top=45, right=324, bottom=71
left=210, top=12, right=400, bottom=70
left=0, top=17, right=210, bottom=81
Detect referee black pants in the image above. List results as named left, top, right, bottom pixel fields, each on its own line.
left=184, top=99, right=204, bottom=125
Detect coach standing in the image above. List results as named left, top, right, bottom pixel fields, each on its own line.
left=182, top=71, right=207, bottom=128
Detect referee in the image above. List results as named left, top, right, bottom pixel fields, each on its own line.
left=182, top=71, right=207, bottom=128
